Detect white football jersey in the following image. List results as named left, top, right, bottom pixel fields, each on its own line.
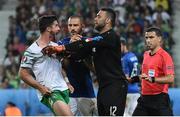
left=20, top=41, right=68, bottom=100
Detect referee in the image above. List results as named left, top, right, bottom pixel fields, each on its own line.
left=133, top=27, right=174, bottom=116
left=42, top=8, right=128, bottom=116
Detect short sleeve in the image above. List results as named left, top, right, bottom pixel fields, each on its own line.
left=20, top=50, right=36, bottom=69
left=163, top=53, right=174, bottom=75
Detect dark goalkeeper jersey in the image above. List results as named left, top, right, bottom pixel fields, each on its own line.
left=64, top=29, right=127, bottom=89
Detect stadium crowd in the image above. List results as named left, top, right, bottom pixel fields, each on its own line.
left=0, top=0, right=174, bottom=89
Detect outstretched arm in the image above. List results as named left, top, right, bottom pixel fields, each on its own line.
left=42, top=36, right=105, bottom=55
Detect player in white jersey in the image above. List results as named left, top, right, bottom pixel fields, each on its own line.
left=19, top=15, right=73, bottom=116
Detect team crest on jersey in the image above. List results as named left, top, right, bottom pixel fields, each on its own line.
left=21, top=56, right=27, bottom=63
left=148, top=69, right=155, bottom=77
left=92, top=47, right=96, bottom=52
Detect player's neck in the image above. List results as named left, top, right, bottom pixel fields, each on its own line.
left=37, top=33, right=51, bottom=48
left=150, top=46, right=161, bottom=55
left=99, top=26, right=112, bottom=34
left=124, top=48, right=128, bottom=53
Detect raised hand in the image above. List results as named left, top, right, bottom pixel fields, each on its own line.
left=70, top=34, right=82, bottom=43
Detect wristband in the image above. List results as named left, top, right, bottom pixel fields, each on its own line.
left=151, top=77, right=155, bottom=83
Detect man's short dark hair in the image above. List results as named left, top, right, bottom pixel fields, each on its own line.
left=38, top=15, right=58, bottom=33
left=101, top=8, right=116, bottom=27
left=145, top=27, right=163, bottom=37
left=7, top=102, right=16, bottom=107
left=68, top=15, right=84, bottom=23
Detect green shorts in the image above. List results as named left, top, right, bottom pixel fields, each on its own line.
left=41, top=89, right=70, bottom=113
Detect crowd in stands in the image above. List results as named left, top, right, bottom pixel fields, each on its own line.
left=0, top=0, right=6, bottom=10
left=0, top=0, right=174, bottom=89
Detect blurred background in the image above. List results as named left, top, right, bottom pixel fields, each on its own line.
left=0, top=0, right=180, bottom=116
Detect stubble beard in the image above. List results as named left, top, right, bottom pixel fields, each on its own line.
left=49, top=31, right=57, bottom=41
left=94, top=23, right=105, bottom=32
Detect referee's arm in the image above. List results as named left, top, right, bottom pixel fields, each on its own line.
left=153, top=74, right=174, bottom=84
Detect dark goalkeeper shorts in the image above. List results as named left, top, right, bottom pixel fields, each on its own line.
left=97, top=80, right=128, bottom=116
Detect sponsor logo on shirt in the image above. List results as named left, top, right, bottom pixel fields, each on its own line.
left=92, top=47, right=96, bottom=52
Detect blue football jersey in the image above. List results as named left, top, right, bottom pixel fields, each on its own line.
left=58, top=37, right=95, bottom=97
left=121, top=52, right=139, bottom=93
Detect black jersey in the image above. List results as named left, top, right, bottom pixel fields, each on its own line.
left=93, top=29, right=126, bottom=88
left=65, top=29, right=127, bottom=88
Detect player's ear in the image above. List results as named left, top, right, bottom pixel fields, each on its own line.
left=106, top=17, right=111, bottom=25
left=159, top=37, right=163, bottom=46
left=47, top=27, right=51, bottom=32
left=158, top=36, right=162, bottom=43
left=81, top=23, right=85, bottom=31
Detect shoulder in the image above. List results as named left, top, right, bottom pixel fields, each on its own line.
left=102, top=29, right=119, bottom=38
left=24, top=42, right=42, bottom=57
left=127, top=52, right=136, bottom=57
left=26, top=42, right=39, bottom=53
left=125, top=52, right=138, bottom=62
left=110, top=30, right=119, bottom=39
left=158, top=48, right=171, bottom=57
left=144, top=50, right=150, bottom=56
left=157, top=48, right=172, bottom=60
left=106, top=29, right=120, bottom=43
left=122, top=53, right=130, bottom=61
left=129, top=52, right=138, bottom=60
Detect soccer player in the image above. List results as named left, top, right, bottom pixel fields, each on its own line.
left=58, top=15, right=97, bottom=116
left=133, top=27, right=174, bottom=116
left=42, top=8, right=128, bottom=116
left=19, top=15, right=73, bottom=116
left=120, top=38, right=140, bottom=116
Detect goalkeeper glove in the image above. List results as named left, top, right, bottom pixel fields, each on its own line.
left=41, top=45, right=65, bottom=56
